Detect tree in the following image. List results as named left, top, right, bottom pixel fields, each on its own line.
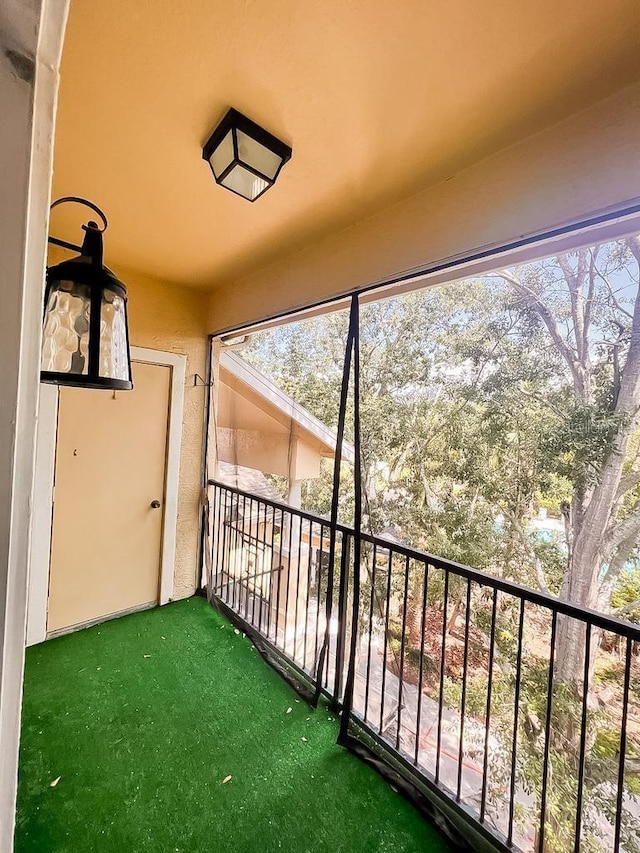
left=496, top=236, right=640, bottom=681
left=242, top=238, right=640, bottom=644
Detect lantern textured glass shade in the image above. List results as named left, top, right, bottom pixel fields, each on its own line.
left=41, top=255, right=133, bottom=390
left=42, top=281, right=91, bottom=376
left=203, top=108, right=292, bottom=201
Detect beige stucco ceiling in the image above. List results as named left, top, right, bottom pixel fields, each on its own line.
left=51, top=0, right=640, bottom=289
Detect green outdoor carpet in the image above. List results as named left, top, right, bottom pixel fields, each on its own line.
left=16, top=596, right=452, bottom=852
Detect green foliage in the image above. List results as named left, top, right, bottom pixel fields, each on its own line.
left=594, top=726, right=620, bottom=760
left=239, top=237, right=640, bottom=851
left=544, top=403, right=625, bottom=493
left=611, top=570, right=640, bottom=623
left=441, top=675, right=488, bottom=717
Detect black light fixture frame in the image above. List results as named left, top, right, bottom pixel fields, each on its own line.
left=42, top=196, right=133, bottom=390
left=202, top=107, right=292, bottom=202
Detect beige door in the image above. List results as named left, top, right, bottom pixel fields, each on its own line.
left=47, top=361, right=171, bottom=633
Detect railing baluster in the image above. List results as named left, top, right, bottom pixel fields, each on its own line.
left=334, top=534, right=351, bottom=702
left=323, top=529, right=334, bottom=689
left=538, top=610, right=557, bottom=851
left=235, top=494, right=246, bottom=614
left=364, top=544, right=377, bottom=724
left=215, top=486, right=223, bottom=594
left=249, top=497, right=259, bottom=625
left=228, top=491, right=236, bottom=608
left=251, top=496, right=259, bottom=622
left=379, top=547, right=393, bottom=734
left=211, top=485, right=220, bottom=594
left=244, top=496, right=251, bottom=620
left=257, top=498, right=269, bottom=634
left=229, top=492, right=238, bottom=610
left=230, top=490, right=238, bottom=605
left=414, top=561, right=428, bottom=766
left=275, top=507, right=285, bottom=647
left=220, top=489, right=230, bottom=604
left=265, top=505, right=277, bottom=641
left=396, top=554, right=410, bottom=752
left=207, top=485, right=215, bottom=591
left=283, top=506, right=294, bottom=655
left=574, top=623, right=592, bottom=853
left=456, top=579, right=472, bottom=802
left=480, top=588, right=498, bottom=823
left=507, top=598, right=526, bottom=847
left=303, top=520, right=313, bottom=671
left=244, top=496, right=253, bottom=621
left=314, top=525, right=325, bottom=675
left=293, top=511, right=304, bottom=664
left=435, top=569, right=450, bottom=786
left=613, top=637, right=632, bottom=852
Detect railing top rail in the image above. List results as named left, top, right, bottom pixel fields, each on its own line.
left=210, top=479, right=640, bottom=640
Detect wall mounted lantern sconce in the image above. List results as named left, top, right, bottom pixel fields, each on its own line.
left=202, top=108, right=292, bottom=202
left=41, top=196, right=133, bottom=390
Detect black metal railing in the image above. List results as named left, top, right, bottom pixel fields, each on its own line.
left=207, top=480, right=640, bottom=853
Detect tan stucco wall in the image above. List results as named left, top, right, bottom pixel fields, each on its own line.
left=43, top=246, right=207, bottom=599
left=123, top=267, right=209, bottom=599
left=49, top=246, right=209, bottom=601
left=207, top=81, right=640, bottom=333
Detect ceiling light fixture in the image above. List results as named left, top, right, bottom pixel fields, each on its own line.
left=202, top=108, right=292, bottom=202
left=41, top=197, right=133, bottom=390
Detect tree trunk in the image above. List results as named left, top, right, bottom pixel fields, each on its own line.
left=446, top=600, right=461, bottom=636
left=507, top=237, right=640, bottom=687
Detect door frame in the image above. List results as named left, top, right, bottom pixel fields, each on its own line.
left=27, top=346, right=186, bottom=645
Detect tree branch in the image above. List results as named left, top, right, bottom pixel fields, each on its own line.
left=616, top=597, right=640, bottom=617
left=606, top=497, right=640, bottom=553
left=593, top=264, right=634, bottom=321
left=612, top=239, right=640, bottom=418
left=557, top=253, right=587, bottom=363
left=615, top=469, right=640, bottom=501
left=599, top=532, right=639, bottom=610
left=504, top=508, right=552, bottom=595
left=627, top=234, right=640, bottom=267
left=496, top=269, right=579, bottom=384
left=516, top=384, right=566, bottom=421
left=584, top=248, right=598, bottom=345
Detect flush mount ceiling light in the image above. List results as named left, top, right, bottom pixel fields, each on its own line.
left=202, top=108, right=292, bottom=202
left=41, top=196, right=133, bottom=390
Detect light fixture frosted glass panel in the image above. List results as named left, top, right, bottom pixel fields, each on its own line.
left=221, top=164, right=269, bottom=201
left=236, top=130, right=283, bottom=180
left=41, top=280, right=91, bottom=374
left=100, top=290, right=130, bottom=380
left=209, top=130, right=235, bottom=179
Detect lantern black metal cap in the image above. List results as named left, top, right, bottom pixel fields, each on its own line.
left=202, top=107, right=292, bottom=202
left=46, top=254, right=128, bottom=304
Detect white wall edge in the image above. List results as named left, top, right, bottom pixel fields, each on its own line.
left=0, top=0, right=69, bottom=846
left=26, top=384, right=58, bottom=646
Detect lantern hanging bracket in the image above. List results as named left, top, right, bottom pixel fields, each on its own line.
left=47, top=196, right=109, bottom=253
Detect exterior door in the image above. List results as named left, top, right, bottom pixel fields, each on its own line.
left=47, top=360, right=171, bottom=633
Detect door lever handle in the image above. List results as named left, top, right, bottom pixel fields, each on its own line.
left=150, top=500, right=161, bottom=509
